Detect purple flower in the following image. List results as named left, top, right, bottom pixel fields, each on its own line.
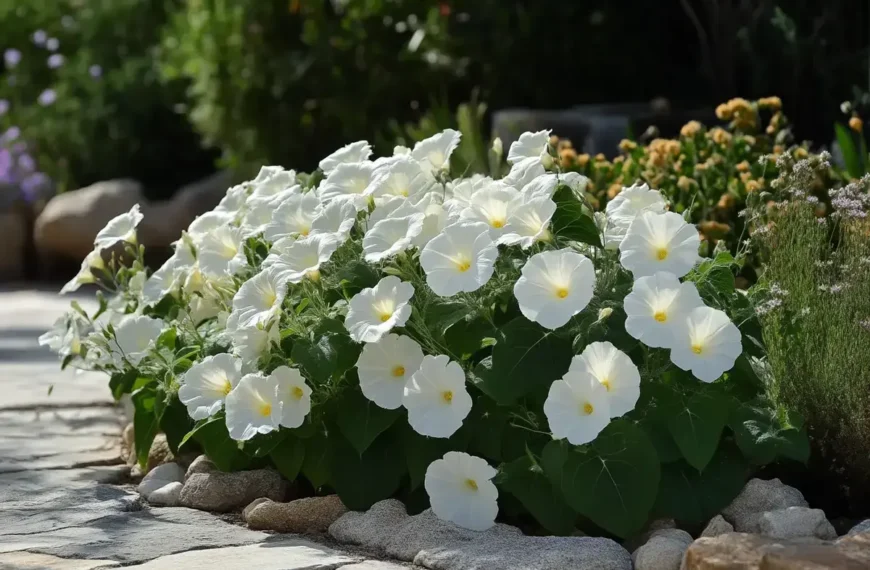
left=32, top=30, right=47, bottom=46
left=20, top=172, right=50, bottom=202
left=0, top=99, right=8, bottom=116
left=47, top=54, right=64, bottom=69
left=0, top=149, right=12, bottom=183
left=88, top=64, right=102, bottom=79
left=4, top=48, right=21, bottom=68
left=46, top=37, right=59, bottom=51
left=1, top=126, right=20, bottom=143
left=17, top=153, right=35, bottom=173
left=38, top=89, right=56, bottom=106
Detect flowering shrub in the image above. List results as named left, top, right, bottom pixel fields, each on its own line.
left=43, top=129, right=808, bottom=537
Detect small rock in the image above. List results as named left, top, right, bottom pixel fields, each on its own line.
left=721, top=478, right=808, bottom=532
left=185, top=455, right=216, bottom=480
left=148, top=481, right=183, bottom=507
left=758, top=506, right=837, bottom=540
left=145, top=434, right=174, bottom=474
left=246, top=495, right=348, bottom=533
left=633, top=533, right=690, bottom=570
left=650, top=528, right=693, bottom=545
left=648, top=519, right=678, bottom=532
left=242, top=497, right=270, bottom=521
left=0, top=211, right=26, bottom=282
left=138, top=462, right=185, bottom=498
left=121, top=422, right=135, bottom=465
left=848, top=519, right=870, bottom=536
left=179, top=469, right=287, bottom=512
left=700, top=515, right=734, bottom=538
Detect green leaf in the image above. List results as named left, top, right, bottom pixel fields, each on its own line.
left=541, top=419, right=660, bottom=538
left=668, top=390, right=730, bottom=471
left=653, top=444, right=748, bottom=524
left=336, top=388, right=402, bottom=455
left=187, top=415, right=251, bottom=472
left=157, top=327, right=177, bottom=351
left=424, top=299, right=470, bottom=335
left=466, top=399, right=509, bottom=461
left=329, top=429, right=407, bottom=511
left=444, top=316, right=495, bottom=359
left=270, top=436, right=306, bottom=481
left=159, top=396, right=193, bottom=454
left=401, top=421, right=471, bottom=491
left=337, top=261, right=380, bottom=296
left=109, top=370, right=138, bottom=400
left=835, top=123, right=864, bottom=178
left=60, top=354, right=75, bottom=371
left=302, top=431, right=331, bottom=488
left=291, top=332, right=360, bottom=385
left=729, top=401, right=810, bottom=465
left=551, top=185, right=602, bottom=247
left=499, top=456, right=577, bottom=535
left=243, top=430, right=288, bottom=458
left=472, top=318, right=572, bottom=406
left=132, top=387, right=162, bottom=469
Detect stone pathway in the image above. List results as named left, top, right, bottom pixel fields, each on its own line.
left=0, top=289, right=410, bottom=569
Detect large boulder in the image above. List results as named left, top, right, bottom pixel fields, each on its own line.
left=758, top=507, right=837, bottom=540
left=720, top=478, right=808, bottom=532
left=179, top=468, right=288, bottom=512
left=0, top=211, right=26, bottom=281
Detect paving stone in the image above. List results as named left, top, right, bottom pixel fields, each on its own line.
left=0, top=551, right=116, bottom=569
left=116, top=538, right=356, bottom=569
left=340, top=562, right=413, bottom=569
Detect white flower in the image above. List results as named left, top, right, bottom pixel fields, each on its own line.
left=570, top=342, right=640, bottom=418
left=624, top=272, right=704, bottom=348
left=225, top=313, right=279, bottom=371
left=250, top=166, right=297, bottom=198
left=520, top=173, right=561, bottom=199
left=393, top=145, right=411, bottom=156
left=499, top=193, right=556, bottom=248
left=60, top=249, right=105, bottom=294
left=94, top=204, right=144, bottom=249
left=412, top=129, right=461, bottom=175
left=263, top=191, right=322, bottom=242
left=363, top=214, right=425, bottom=262
left=112, top=315, right=165, bottom=366
left=271, top=366, right=312, bottom=429
left=444, top=175, right=489, bottom=217
left=619, top=211, right=701, bottom=278
left=403, top=355, right=472, bottom=438
left=460, top=183, right=519, bottom=237
left=669, top=306, right=742, bottom=382
left=267, top=233, right=343, bottom=283
left=39, top=313, right=86, bottom=358
left=231, top=267, right=288, bottom=328
left=420, top=222, right=498, bottom=297
left=425, top=451, right=498, bottom=531
left=369, top=156, right=430, bottom=201
left=142, top=241, right=195, bottom=305
left=513, top=249, right=596, bottom=330
left=345, top=276, right=414, bottom=343
left=215, top=184, right=249, bottom=216
left=412, top=194, right=449, bottom=247
left=310, top=199, right=357, bottom=239
left=507, top=130, right=550, bottom=164
left=603, top=183, right=667, bottom=250
left=198, top=225, right=248, bottom=277
left=189, top=294, right=222, bottom=325
left=187, top=211, right=235, bottom=239
left=356, top=334, right=424, bottom=409
left=319, top=162, right=375, bottom=211
left=319, top=140, right=373, bottom=174
left=242, top=195, right=287, bottom=237
left=503, top=157, right=546, bottom=189
left=544, top=369, right=611, bottom=445
left=225, top=373, right=281, bottom=441
left=178, top=353, right=243, bottom=420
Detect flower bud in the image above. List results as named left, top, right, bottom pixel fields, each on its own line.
left=597, top=307, right=613, bottom=321
left=491, top=137, right=503, bottom=157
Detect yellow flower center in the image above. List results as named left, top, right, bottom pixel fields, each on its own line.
left=299, top=227, right=310, bottom=236
left=601, top=379, right=612, bottom=392
left=442, top=390, right=454, bottom=403
left=259, top=402, right=272, bottom=417
left=399, top=189, right=409, bottom=197
left=379, top=312, right=392, bottom=323
left=291, top=386, right=304, bottom=400
left=654, top=311, right=667, bottom=322
left=454, top=257, right=471, bottom=272
left=464, top=478, right=479, bottom=491
left=582, top=402, right=594, bottom=415
left=222, top=380, right=233, bottom=396
left=691, top=344, right=703, bottom=355
left=656, top=248, right=669, bottom=261
left=491, top=219, right=505, bottom=229
left=555, top=287, right=569, bottom=299
left=306, top=269, right=321, bottom=282
left=391, top=365, right=406, bottom=378
left=263, top=290, right=277, bottom=308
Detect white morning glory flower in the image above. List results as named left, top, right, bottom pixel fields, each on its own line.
left=369, top=155, right=430, bottom=202
left=225, top=372, right=281, bottom=441
left=420, top=222, right=498, bottom=297
left=520, top=173, right=561, bottom=199
left=412, top=194, right=449, bottom=247
left=198, top=225, right=248, bottom=277
left=619, top=211, right=701, bottom=278
left=362, top=213, right=425, bottom=262
left=544, top=368, right=611, bottom=445
left=111, top=314, right=165, bottom=366
left=460, top=183, right=520, bottom=237
left=94, top=204, right=144, bottom=249
left=250, top=166, right=297, bottom=198
left=624, top=272, right=704, bottom=349
left=507, top=130, right=550, bottom=164
left=318, top=161, right=375, bottom=211
left=403, top=354, right=472, bottom=438
left=570, top=342, right=641, bottom=418
left=318, top=140, right=373, bottom=174
left=225, top=313, right=280, bottom=371
left=60, top=249, right=105, bottom=294
left=266, top=233, right=343, bottom=283
left=141, top=240, right=196, bottom=305
left=178, top=353, right=244, bottom=420
left=603, top=183, right=667, bottom=250
left=503, top=156, right=547, bottom=190
left=231, top=267, right=288, bottom=328
left=187, top=211, right=235, bottom=240
left=215, top=184, right=249, bottom=217
left=242, top=195, right=288, bottom=237
left=345, top=276, right=414, bottom=343
left=498, top=192, right=556, bottom=248
left=444, top=175, right=490, bottom=218
left=263, top=191, right=322, bottom=242
left=411, top=129, right=461, bottom=175
left=669, top=306, right=742, bottom=382
left=271, top=365, right=312, bottom=429
left=39, top=313, right=86, bottom=358
left=355, top=333, right=424, bottom=410
left=425, top=451, right=498, bottom=531
left=513, top=249, right=596, bottom=330
left=310, top=199, right=358, bottom=239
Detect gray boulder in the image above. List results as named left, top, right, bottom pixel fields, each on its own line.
left=179, top=469, right=287, bottom=512
left=632, top=529, right=693, bottom=570
left=148, top=481, right=183, bottom=507
left=758, top=507, right=837, bottom=540
left=721, top=478, right=808, bottom=532
left=700, top=515, right=734, bottom=538
left=138, top=462, right=185, bottom=499
left=848, top=519, right=870, bottom=536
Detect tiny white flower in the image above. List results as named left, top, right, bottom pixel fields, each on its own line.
left=570, top=342, right=640, bottom=418
left=412, top=129, right=461, bottom=175
left=250, top=166, right=297, bottom=198
left=345, top=276, right=414, bottom=343
left=544, top=369, right=611, bottom=445
left=403, top=354, right=472, bottom=438
left=420, top=222, right=498, bottom=297
left=669, top=306, right=742, bottom=382
left=603, top=183, right=667, bottom=250
left=425, top=451, right=498, bottom=531
left=514, top=249, right=596, bottom=330
left=198, top=225, right=248, bottom=277
left=271, top=366, right=312, bottom=429
left=178, top=353, right=244, bottom=420
left=369, top=156, right=430, bottom=201
left=499, top=192, right=556, bottom=248
left=507, top=130, right=550, bottom=164
left=319, top=140, right=373, bottom=174
left=266, top=233, right=343, bottom=283
left=310, top=199, right=358, bottom=239
left=94, top=204, right=144, bottom=249
left=624, top=272, right=704, bottom=348
left=460, top=183, right=519, bottom=237
left=363, top=214, right=425, bottom=262
left=112, top=314, right=165, bottom=366
left=231, top=267, right=288, bottom=328
left=60, top=249, right=105, bottom=294
left=225, top=372, right=281, bottom=441
left=188, top=211, right=235, bottom=240
left=264, top=191, right=323, bottom=242
left=319, top=162, right=375, bottom=211
left=355, top=333, right=424, bottom=409
left=619, top=211, right=701, bottom=278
